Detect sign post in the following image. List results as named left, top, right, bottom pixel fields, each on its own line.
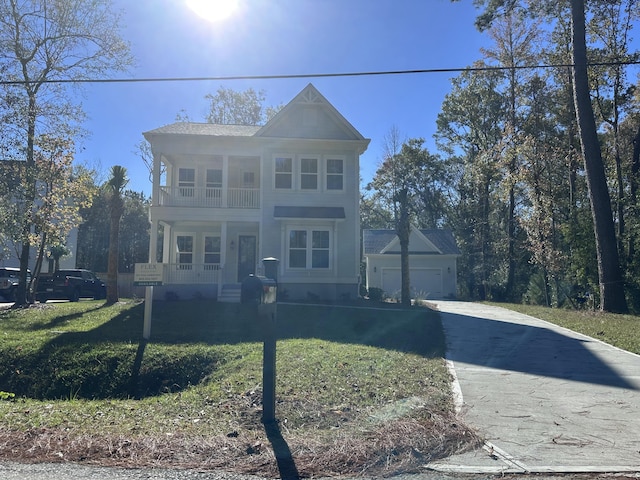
left=134, top=264, right=164, bottom=340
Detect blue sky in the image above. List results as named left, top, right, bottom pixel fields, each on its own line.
left=79, top=0, right=492, bottom=195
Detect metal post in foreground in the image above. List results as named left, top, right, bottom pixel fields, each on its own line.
left=262, top=307, right=277, bottom=423
left=143, top=285, right=153, bottom=340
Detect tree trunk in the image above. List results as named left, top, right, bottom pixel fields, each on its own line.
left=396, top=188, right=412, bottom=307
left=629, top=123, right=640, bottom=261
left=570, top=0, right=627, bottom=313
left=106, top=206, right=123, bottom=305
left=15, top=94, right=38, bottom=307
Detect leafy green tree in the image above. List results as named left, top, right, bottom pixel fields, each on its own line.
left=77, top=190, right=150, bottom=274
left=570, top=0, right=627, bottom=313
left=587, top=0, right=640, bottom=268
left=119, top=191, right=151, bottom=273
left=0, top=0, right=132, bottom=306
left=76, top=189, right=110, bottom=272
left=368, top=135, right=451, bottom=306
left=482, top=13, right=542, bottom=300
left=458, top=0, right=628, bottom=312
left=436, top=65, right=507, bottom=300
left=105, top=165, right=128, bottom=305
left=0, top=135, right=95, bottom=301
left=48, top=244, right=71, bottom=272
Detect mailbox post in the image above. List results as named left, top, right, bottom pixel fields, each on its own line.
left=240, top=274, right=277, bottom=423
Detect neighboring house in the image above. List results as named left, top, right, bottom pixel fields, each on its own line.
left=363, top=226, right=460, bottom=300
left=143, top=84, right=370, bottom=302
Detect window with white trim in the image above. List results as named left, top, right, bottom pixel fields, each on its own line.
left=243, top=171, right=255, bottom=187
left=326, top=158, right=344, bottom=190
left=287, top=228, right=331, bottom=269
left=206, top=169, right=222, bottom=188
left=178, top=168, right=195, bottom=197
left=176, top=235, right=193, bottom=269
left=204, top=236, right=221, bottom=269
left=206, top=169, right=222, bottom=203
left=275, top=157, right=293, bottom=189
left=300, top=157, right=318, bottom=190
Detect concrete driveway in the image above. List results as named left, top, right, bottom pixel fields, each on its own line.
left=427, top=301, right=640, bottom=475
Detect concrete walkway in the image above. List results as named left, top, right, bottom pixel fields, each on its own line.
left=427, top=301, right=640, bottom=475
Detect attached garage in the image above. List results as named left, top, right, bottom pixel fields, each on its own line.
left=363, top=227, right=460, bottom=300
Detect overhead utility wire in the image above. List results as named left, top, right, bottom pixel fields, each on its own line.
left=1, top=59, right=639, bottom=86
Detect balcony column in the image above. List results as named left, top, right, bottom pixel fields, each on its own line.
left=151, top=151, right=162, bottom=205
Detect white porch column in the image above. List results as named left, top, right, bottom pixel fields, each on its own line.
left=149, top=219, right=158, bottom=263
left=162, top=224, right=171, bottom=263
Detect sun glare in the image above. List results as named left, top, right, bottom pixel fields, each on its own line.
left=186, top=0, right=239, bottom=23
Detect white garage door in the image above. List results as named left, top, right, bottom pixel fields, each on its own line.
left=381, top=268, right=443, bottom=299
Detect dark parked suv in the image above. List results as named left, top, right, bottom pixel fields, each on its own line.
left=0, top=267, right=30, bottom=302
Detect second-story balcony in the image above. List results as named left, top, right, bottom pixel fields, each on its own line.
left=158, top=186, right=260, bottom=209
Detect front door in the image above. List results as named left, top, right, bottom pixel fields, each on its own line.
left=237, top=235, right=257, bottom=282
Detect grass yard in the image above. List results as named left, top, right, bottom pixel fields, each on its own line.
left=487, top=302, right=640, bottom=355
left=0, top=299, right=478, bottom=477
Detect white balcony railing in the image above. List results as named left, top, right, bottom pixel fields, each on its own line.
left=164, top=263, right=221, bottom=285
left=158, top=186, right=259, bottom=208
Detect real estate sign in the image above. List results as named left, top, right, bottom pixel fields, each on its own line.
left=134, top=263, right=164, bottom=286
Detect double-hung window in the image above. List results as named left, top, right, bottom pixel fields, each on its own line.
left=206, top=169, right=222, bottom=204
left=300, top=157, right=318, bottom=190
left=288, top=228, right=330, bottom=269
left=176, top=235, right=193, bottom=270
left=204, top=236, right=221, bottom=270
left=178, top=168, right=196, bottom=197
left=275, top=157, right=293, bottom=189
left=326, top=158, right=344, bottom=190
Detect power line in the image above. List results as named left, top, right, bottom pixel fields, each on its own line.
left=1, top=60, right=639, bottom=86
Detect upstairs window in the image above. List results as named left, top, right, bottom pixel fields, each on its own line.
left=275, top=157, right=293, bottom=189
left=206, top=169, right=222, bottom=188
left=326, top=159, right=343, bottom=190
left=300, top=157, right=318, bottom=190
left=178, top=168, right=196, bottom=197
left=206, top=169, right=222, bottom=203
left=243, top=171, right=256, bottom=187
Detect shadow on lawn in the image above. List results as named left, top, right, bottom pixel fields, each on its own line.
left=149, top=301, right=444, bottom=358
left=6, top=300, right=442, bottom=400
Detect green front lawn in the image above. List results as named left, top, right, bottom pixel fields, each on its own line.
left=0, top=300, right=476, bottom=476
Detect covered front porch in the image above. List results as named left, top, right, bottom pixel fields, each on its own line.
left=149, top=219, right=261, bottom=301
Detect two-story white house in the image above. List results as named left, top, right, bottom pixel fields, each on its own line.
left=143, top=84, right=370, bottom=302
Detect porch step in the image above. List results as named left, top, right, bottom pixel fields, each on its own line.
left=219, top=283, right=240, bottom=303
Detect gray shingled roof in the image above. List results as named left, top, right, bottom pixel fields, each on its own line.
left=363, top=229, right=461, bottom=255
left=143, top=123, right=262, bottom=137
